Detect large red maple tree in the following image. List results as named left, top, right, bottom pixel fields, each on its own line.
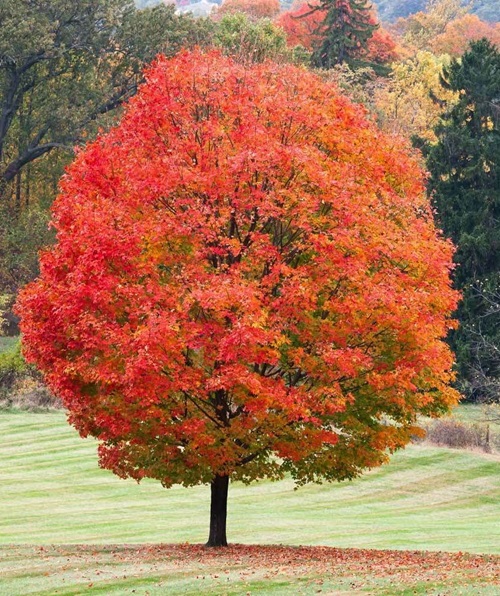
left=17, top=50, right=459, bottom=547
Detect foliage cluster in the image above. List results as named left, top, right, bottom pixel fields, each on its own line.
left=373, top=51, right=457, bottom=141
left=215, top=0, right=281, bottom=19
left=0, top=0, right=215, bottom=321
left=1, top=0, right=498, bottom=402
left=212, top=12, right=289, bottom=62
left=0, top=339, right=25, bottom=383
left=0, top=0, right=209, bottom=200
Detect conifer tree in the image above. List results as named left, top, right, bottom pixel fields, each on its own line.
left=425, top=39, right=500, bottom=399
left=304, top=0, right=378, bottom=68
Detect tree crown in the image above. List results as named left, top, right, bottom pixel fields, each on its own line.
left=17, top=50, right=459, bottom=488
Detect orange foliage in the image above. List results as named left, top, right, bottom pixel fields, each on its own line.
left=17, top=51, right=458, bottom=494
left=366, top=26, right=399, bottom=64
left=432, top=14, right=500, bottom=56
left=275, top=2, right=323, bottom=49
left=216, top=0, right=281, bottom=20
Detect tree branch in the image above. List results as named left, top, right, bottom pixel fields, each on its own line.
left=1, top=141, right=71, bottom=184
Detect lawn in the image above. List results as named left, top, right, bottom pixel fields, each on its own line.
left=453, top=403, right=500, bottom=431
left=0, top=411, right=499, bottom=595
left=1, top=411, right=499, bottom=552
left=0, top=335, right=19, bottom=354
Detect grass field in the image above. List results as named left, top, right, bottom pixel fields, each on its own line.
left=452, top=403, right=500, bottom=426
left=0, top=335, right=18, bottom=354
left=1, top=411, right=499, bottom=595
left=1, top=411, right=499, bottom=551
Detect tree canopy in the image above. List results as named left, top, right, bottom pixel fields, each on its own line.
left=372, top=0, right=500, bottom=23
left=17, top=50, right=459, bottom=545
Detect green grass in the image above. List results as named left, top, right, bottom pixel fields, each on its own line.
left=1, top=411, right=499, bottom=553
left=0, top=335, right=19, bottom=354
left=453, top=403, right=500, bottom=425
left=1, top=411, right=499, bottom=595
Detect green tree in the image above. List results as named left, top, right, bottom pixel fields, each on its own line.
left=213, top=13, right=289, bottom=63
left=0, top=0, right=209, bottom=205
left=304, top=0, right=378, bottom=68
left=0, top=202, right=53, bottom=330
left=425, top=39, right=500, bottom=399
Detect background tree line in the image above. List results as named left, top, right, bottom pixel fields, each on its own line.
left=373, top=0, right=499, bottom=22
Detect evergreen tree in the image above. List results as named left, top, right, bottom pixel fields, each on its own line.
left=304, top=0, right=378, bottom=68
left=425, top=39, right=500, bottom=399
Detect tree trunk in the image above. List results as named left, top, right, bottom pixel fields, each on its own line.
left=15, top=170, right=21, bottom=212
left=206, top=474, right=229, bottom=547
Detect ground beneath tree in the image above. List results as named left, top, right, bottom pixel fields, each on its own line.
left=2, top=544, right=499, bottom=595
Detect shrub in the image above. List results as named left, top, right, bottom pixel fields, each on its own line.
left=424, top=418, right=488, bottom=451
left=0, top=340, right=60, bottom=410
left=0, top=340, right=27, bottom=385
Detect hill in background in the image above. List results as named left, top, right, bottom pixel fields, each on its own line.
left=373, top=0, right=499, bottom=22
left=134, top=0, right=499, bottom=23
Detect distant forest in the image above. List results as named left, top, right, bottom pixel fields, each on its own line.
left=372, top=0, right=499, bottom=22
left=135, top=1, right=499, bottom=22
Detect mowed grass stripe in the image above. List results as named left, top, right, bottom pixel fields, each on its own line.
left=1, top=412, right=499, bottom=552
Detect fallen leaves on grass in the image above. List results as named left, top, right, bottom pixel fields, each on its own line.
left=2, top=544, right=499, bottom=594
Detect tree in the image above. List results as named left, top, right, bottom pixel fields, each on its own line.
left=278, top=2, right=395, bottom=67
left=372, top=0, right=425, bottom=21
left=213, top=13, right=289, bottom=63
left=0, top=201, right=53, bottom=331
left=373, top=51, right=457, bottom=141
left=424, top=39, right=500, bottom=398
left=396, top=0, right=470, bottom=53
left=373, top=0, right=499, bottom=23
left=365, top=25, right=399, bottom=64
left=304, top=0, right=379, bottom=68
left=0, top=0, right=209, bottom=205
left=0, top=0, right=213, bottom=332
left=17, top=50, right=459, bottom=547
left=215, top=0, right=281, bottom=20
left=465, top=286, right=500, bottom=404
left=431, top=14, right=500, bottom=57
left=276, top=2, right=324, bottom=50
